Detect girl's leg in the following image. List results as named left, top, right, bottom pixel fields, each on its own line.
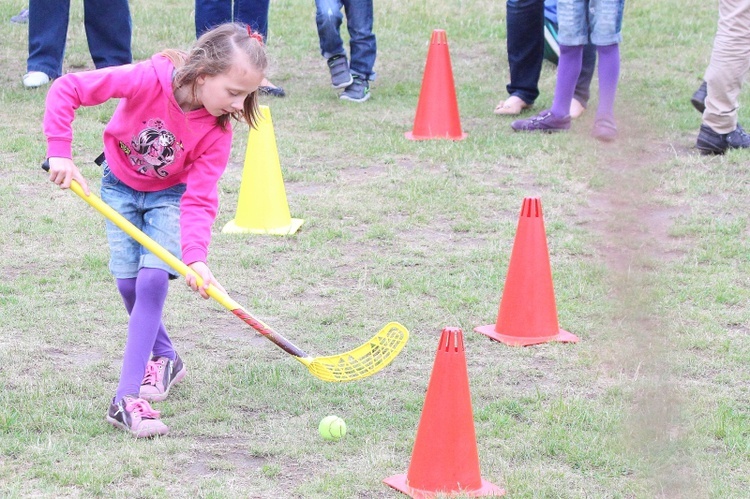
left=591, top=43, right=620, bottom=141
left=550, top=44, right=584, bottom=118
left=114, top=268, right=170, bottom=402
left=116, top=277, right=175, bottom=360
left=573, top=42, right=597, bottom=108
left=595, top=43, right=620, bottom=122
left=116, top=277, right=136, bottom=313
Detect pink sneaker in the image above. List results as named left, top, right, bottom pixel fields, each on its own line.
left=140, top=354, right=186, bottom=402
left=106, top=396, right=169, bottom=438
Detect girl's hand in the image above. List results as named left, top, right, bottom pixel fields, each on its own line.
left=186, top=261, right=227, bottom=300
left=47, top=156, right=91, bottom=196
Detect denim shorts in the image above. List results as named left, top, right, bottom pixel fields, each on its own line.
left=557, top=0, right=625, bottom=46
left=100, top=162, right=186, bottom=279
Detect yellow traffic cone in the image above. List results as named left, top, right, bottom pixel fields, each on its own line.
left=222, top=105, right=304, bottom=235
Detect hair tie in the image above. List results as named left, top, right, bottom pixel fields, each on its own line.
left=246, top=25, right=264, bottom=45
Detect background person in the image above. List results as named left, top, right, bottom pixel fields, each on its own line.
left=314, top=0, right=377, bottom=102
left=23, top=0, right=131, bottom=88
left=495, top=0, right=596, bottom=117
left=511, top=0, right=625, bottom=142
left=694, top=0, right=750, bottom=154
left=196, top=0, right=285, bottom=96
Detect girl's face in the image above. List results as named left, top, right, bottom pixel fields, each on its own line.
left=195, top=53, right=264, bottom=117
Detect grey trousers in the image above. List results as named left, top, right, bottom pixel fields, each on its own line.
left=703, top=0, right=750, bottom=133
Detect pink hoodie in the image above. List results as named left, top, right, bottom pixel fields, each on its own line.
left=44, top=54, right=233, bottom=266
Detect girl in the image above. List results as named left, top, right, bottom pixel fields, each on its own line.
left=510, top=0, right=625, bottom=142
left=44, top=23, right=268, bottom=437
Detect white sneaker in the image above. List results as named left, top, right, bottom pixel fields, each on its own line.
left=23, top=71, right=50, bottom=88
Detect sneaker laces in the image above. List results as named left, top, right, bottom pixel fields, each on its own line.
left=141, top=360, right=162, bottom=386
left=125, top=398, right=161, bottom=419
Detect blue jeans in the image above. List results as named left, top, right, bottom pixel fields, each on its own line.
left=315, top=0, right=376, bottom=80
left=27, top=0, right=131, bottom=79
left=195, top=0, right=270, bottom=38
left=506, top=0, right=546, bottom=104
left=557, top=0, right=625, bottom=46
left=100, top=164, right=186, bottom=279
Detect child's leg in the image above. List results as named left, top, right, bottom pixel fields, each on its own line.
left=116, top=277, right=175, bottom=360
left=595, top=43, right=620, bottom=121
left=315, top=0, right=346, bottom=59
left=550, top=44, right=584, bottom=118
left=115, top=267, right=170, bottom=403
left=116, top=277, right=137, bottom=313
left=574, top=43, right=597, bottom=108
left=342, top=0, right=376, bottom=80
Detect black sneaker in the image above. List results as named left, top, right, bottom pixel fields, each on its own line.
left=696, top=123, right=750, bottom=154
left=140, top=353, right=186, bottom=402
left=691, top=81, right=707, bottom=114
left=340, top=76, right=370, bottom=102
left=106, top=395, right=169, bottom=438
left=259, top=85, right=286, bottom=97
left=327, top=55, right=353, bottom=89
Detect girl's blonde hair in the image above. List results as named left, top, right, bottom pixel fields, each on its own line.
left=162, top=23, right=268, bottom=130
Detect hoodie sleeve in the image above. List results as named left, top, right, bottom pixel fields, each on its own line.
left=179, top=131, right=233, bottom=266
left=43, top=62, right=149, bottom=159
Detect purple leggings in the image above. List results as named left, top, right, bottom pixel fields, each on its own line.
left=551, top=43, right=620, bottom=120
left=114, top=268, right=175, bottom=402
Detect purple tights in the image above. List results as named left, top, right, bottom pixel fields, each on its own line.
left=114, top=268, right=175, bottom=403
left=551, top=43, right=620, bottom=121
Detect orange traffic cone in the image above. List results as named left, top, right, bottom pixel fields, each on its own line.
left=405, top=29, right=467, bottom=141
left=475, top=197, right=578, bottom=346
left=384, top=328, right=504, bottom=498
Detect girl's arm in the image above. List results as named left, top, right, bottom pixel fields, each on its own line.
left=179, top=132, right=233, bottom=291
left=46, top=156, right=91, bottom=196
left=43, top=62, right=148, bottom=161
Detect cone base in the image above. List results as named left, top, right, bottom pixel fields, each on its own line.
left=405, top=131, right=468, bottom=141
left=474, top=324, right=579, bottom=346
left=221, top=217, right=304, bottom=236
left=384, top=474, right=505, bottom=498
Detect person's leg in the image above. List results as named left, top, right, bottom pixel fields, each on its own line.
left=574, top=42, right=597, bottom=108
left=505, top=0, right=545, bottom=105
left=83, top=0, right=132, bottom=69
left=550, top=44, right=584, bottom=118
left=594, top=43, right=619, bottom=122
left=235, top=0, right=270, bottom=39
left=115, top=268, right=170, bottom=402
left=116, top=278, right=137, bottom=314
left=195, top=0, right=232, bottom=38
left=116, top=278, right=176, bottom=360
left=703, top=0, right=750, bottom=134
left=315, top=0, right=346, bottom=59
left=343, top=0, right=376, bottom=80
left=26, top=0, right=71, bottom=79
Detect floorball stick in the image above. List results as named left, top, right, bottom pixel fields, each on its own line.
left=42, top=162, right=408, bottom=382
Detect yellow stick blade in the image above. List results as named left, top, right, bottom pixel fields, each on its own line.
left=305, top=322, right=409, bottom=382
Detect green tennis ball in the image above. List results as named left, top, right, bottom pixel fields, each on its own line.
left=319, top=415, right=347, bottom=441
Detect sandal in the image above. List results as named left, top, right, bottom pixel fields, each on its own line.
left=494, top=95, right=531, bottom=115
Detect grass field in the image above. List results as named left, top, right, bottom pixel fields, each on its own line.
left=1, top=0, right=749, bottom=497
